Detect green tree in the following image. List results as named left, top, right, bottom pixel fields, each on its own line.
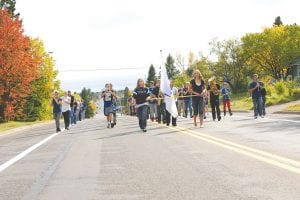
left=186, top=54, right=213, bottom=81
left=209, top=39, right=248, bottom=92
left=22, top=38, right=58, bottom=121
left=242, top=24, right=300, bottom=80
left=165, top=54, right=180, bottom=79
left=274, top=16, right=283, bottom=26
left=0, top=0, right=16, bottom=17
left=147, top=64, right=157, bottom=85
left=80, top=88, right=96, bottom=118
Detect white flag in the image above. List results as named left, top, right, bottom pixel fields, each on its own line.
left=160, top=64, right=178, bottom=118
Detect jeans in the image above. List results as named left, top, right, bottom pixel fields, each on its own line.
left=62, top=110, right=70, bottom=129
left=53, top=112, right=61, bottom=130
left=149, top=103, right=158, bottom=119
left=177, top=99, right=184, bottom=116
left=252, top=96, right=263, bottom=117
left=184, top=99, right=193, bottom=118
left=70, top=107, right=75, bottom=124
left=210, top=98, right=221, bottom=120
left=262, top=97, right=266, bottom=115
left=137, top=105, right=148, bottom=129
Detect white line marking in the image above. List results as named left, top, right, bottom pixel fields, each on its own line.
left=0, top=129, right=65, bottom=173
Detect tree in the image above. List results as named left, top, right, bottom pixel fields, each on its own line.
left=209, top=38, right=248, bottom=92
left=274, top=16, right=283, bottom=26
left=165, top=54, right=180, bottom=79
left=242, top=24, right=300, bottom=80
left=0, top=0, right=16, bottom=17
left=0, top=9, right=39, bottom=122
left=80, top=88, right=96, bottom=118
left=22, top=38, right=58, bottom=121
left=146, top=64, right=157, bottom=85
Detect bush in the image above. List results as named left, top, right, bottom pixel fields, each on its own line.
left=274, top=81, right=286, bottom=95
left=86, top=100, right=97, bottom=118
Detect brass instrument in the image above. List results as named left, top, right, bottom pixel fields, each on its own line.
left=208, top=76, right=220, bottom=95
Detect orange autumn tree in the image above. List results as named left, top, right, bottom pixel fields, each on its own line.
left=0, top=9, right=39, bottom=122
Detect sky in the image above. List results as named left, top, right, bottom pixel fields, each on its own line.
left=16, top=0, right=300, bottom=91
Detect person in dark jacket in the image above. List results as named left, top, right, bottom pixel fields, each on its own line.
left=133, top=79, right=151, bottom=132
left=207, top=76, right=221, bottom=121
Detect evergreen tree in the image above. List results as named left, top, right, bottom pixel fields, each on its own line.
left=147, top=64, right=157, bottom=85
left=165, top=54, right=179, bottom=79
left=0, top=0, right=16, bottom=17
left=273, top=16, right=283, bottom=26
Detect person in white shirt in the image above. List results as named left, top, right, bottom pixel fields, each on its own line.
left=61, top=91, right=71, bottom=130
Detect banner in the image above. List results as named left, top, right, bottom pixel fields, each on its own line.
left=160, top=64, right=178, bottom=118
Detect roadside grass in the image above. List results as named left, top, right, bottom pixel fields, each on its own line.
left=0, top=120, right=50, bottom=133
left=229, top=88, right=300, bottom=111
left=284, top=104, right=300, bottom=112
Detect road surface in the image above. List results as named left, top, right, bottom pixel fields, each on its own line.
left=0, top=113, right=299, bottom=200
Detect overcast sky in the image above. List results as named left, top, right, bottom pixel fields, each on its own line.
left=16, top=0, right=300, bottom=91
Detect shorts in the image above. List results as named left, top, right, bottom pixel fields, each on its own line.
left=104, top=106, right=113, bottom=116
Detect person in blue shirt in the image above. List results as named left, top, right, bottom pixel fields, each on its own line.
left=51, top=90, right=62, bottom=133
left=133, top=79, right=151, bottom=132
left=221, top=82, right=232, bottom=116
left=249, top=74, right=264, bottom=119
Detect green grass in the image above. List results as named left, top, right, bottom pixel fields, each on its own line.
left=230, top=92, right=253, bottom=111
left=229, top=89, right=300, bottom=111
left=0, top=120, right=50, bottom=133
left=284, top=104, right=300, bottom=112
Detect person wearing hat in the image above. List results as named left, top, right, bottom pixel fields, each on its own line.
left=51, top=90, right=62, bottom=132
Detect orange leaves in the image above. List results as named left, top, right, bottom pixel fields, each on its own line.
left=0, top=9, right=39, bottom=121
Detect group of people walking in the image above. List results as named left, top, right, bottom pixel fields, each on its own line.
left=129, top=69, right=234, bottom=132
left=52, top=71, right=267, bottom=133
left=51, top=90, right=87, bottom=132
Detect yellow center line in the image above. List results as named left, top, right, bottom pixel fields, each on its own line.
left=168, top=126, right=300, bottom=175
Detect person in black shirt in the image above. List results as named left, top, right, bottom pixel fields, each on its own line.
left=207, top=76, right=221, bottom=121
left=132, top=79, right=151, bottom=132
left=189, top=70, right=206, bottom=128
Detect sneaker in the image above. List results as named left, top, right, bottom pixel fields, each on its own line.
left=254, top=116, right=258, bottom=119
left=218, top=116, right=221, bottom=121
left=142, top=129, right=147, bottom=132
left=260, top=115, right=264, bottom=118
left=111, top=123, right=115, bottom=128
left=230, top=113, right=233, bottom=116
left=200, top=125, right=204, bottom=128
left=107, top=123, right=110, bottom=128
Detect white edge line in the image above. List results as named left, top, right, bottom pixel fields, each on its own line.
left=0, top=129, right=65, bottom=173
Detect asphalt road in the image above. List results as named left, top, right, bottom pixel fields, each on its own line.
left=0, top=113, right=299, bottom=200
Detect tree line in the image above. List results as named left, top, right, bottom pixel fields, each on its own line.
left=146, top=17, right=300, bottom=93
left=0, top=2, right=96, bottom=122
